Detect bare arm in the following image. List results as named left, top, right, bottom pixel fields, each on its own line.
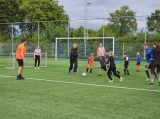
left=21, top=52, right=26, bottom=63
left=34, top=51, right=35, bottom=59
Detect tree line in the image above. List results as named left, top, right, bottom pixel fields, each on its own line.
left=0, top=0, right=160, bottom=43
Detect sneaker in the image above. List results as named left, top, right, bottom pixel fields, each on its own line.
left=35, top=67, right=36, bottom=69
left=20, top=76, right=25, bottom=79
left=73, top=72, right=77, bottom=74
left=68, top=70, right=71, bottom=74
left=136, top=71, right=139, bottom=72
left=150, top=83, right=154, bottom=86
left=16, top=77, right=23, bottom=80
left=38, top=67, right=40, bottom=69
left=98, top=74, right=102, bottom=76
left=108, top=80, right=113, bottom=82
left=145, top=78, right=151, bottom=80
left=123, top=74, right=126, bottom=76
left=120, top=77, right=123, bottom=82
left=127, top=73, right=130, bottom=75
left=155, top=76, right=158, bottom=79
left=90, top=70, right=92, bottom=73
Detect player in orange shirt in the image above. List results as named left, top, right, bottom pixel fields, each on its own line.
left=87, top=53, right=95, bottom=73
left=16, top=38, right=27, bottom=80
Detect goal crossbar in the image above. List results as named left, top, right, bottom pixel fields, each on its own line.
left=55, top=37, right=115, bottom=60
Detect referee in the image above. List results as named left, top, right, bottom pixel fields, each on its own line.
left=16, top=38, right=27, bottom=80
left=34, top=46, right=41, bottom=69
left=68, top=43, right=80, bottom=74
left=149, top=42, right=160, bottom=86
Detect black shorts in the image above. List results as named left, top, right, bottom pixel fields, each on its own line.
left=145, top=62, right=151, bottom=69
left=101, top=66, right=107, bottom=71
left=136, top=62, right=140, bottom=66
left=124, top=65, right=128, bottom=69
left=17, top=59, right=24, bottom=67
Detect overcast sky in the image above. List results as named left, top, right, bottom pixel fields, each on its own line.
left=58, top=0, right=160, bottom=31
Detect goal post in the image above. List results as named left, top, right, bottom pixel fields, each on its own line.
left=55, top=37, right=121, bottom=62
left=6, top=52, right=47, bottom=69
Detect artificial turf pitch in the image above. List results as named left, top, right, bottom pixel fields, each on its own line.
left=0, top=57, right=160, bottom=119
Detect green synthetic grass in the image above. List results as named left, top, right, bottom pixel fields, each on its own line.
left=0, top=56, right=160, bottom=119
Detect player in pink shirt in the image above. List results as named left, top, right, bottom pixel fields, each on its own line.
left=97, top=43, right=105, bottom=76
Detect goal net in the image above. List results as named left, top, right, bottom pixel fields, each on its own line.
left=55, top=37, right=121, bottom=62
left=6, top=52, right=47, bottom=69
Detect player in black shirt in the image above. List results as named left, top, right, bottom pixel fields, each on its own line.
left=106, top=51, right=123, bottom=83
left=149, top=42, right=160, bottom=86
left=68, top=43, right=80, bottom=74
left=123, top=53, right=130, bottom=76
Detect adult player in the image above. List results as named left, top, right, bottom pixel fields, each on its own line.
left=149, top=42, right=160, bottom=86
left=143, top=43, right=158, bottom=80
left=34, top=46, right=41, bottom=69
left=68, top=43, right=80, bottom=74
left=97, top=43, right=105, bottom=76
left=16, top=38, right=27, bottom=80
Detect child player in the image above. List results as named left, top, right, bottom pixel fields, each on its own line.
left=136, top=52, right=141, bottom=72
left=105, top=51, right=109, bottom=58
left=106, top=51, right=123, bottom=83
left=87, top=53, right=95, bottom=73
left=123, top=53, right=130, bottom=76
left=94, top=56, right=108, bottom=76
left=143, top=43, right=158, bottom=80
left=105, top=50, right=120, bottom=75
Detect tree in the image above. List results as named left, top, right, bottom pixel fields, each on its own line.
left=0, top=0, right=23, bottom=37
left=147, top=9, right=160, bottom=34
left=98, top=25, right=115, bottom=37
left=108, top=6, right=137, bottom=37
left=19, top=0, right=69, bottom=42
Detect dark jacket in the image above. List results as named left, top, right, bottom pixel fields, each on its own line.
left=149, top=48, right=160, bottom=61
left=124, top=56, right=129, bottom=66
left=70, top=47, right=79, bottom=59
left=94, top=59, right=105, bottom=67
left=106, top=56, right=116, bottom=67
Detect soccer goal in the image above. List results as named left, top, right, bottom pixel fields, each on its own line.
left=55, top=37, right=121, bottom=62
left=5, top=52, right=47, bottom=69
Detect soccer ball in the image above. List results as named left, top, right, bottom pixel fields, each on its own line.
left=82, top=72, right=86, bottom=76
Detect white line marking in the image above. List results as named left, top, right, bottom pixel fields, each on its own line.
left=1, top=75, right=160, bottom=93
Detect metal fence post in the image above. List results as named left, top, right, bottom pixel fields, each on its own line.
left=144, top=16, right=147, bottom=59
left=12, top=23, right=13, bottom=54
left=103, top=18, right=105, bottom=47
left=123, top=43, right=124, bottom=57
left=68, top=20, right=70, bottom=57
left=38, top=21, right=39, bottom=46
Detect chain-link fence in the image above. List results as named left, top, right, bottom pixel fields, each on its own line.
left=0, top=15, right=159, bottom=59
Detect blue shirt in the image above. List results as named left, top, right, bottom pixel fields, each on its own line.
left=137, top=55, right=141, bottom=63
left=146, top=47, right=153, bottom=63
left=94, top=59, right=106, bottom=67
